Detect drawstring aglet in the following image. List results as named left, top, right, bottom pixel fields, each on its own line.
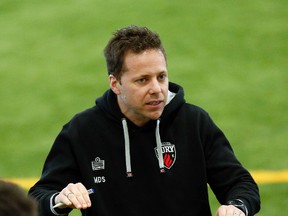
left=127, top=172, right=133, bottom=178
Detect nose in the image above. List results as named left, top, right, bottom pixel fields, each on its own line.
left=149, top=78, right=161, bottom=94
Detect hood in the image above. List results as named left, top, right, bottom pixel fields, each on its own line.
left=95, top=82, right=186, bottom=177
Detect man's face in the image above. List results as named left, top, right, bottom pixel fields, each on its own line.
left=110, top=49, right=168, bottom=126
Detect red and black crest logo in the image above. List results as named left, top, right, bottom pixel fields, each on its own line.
left=154, top=142, right=176, bottom=169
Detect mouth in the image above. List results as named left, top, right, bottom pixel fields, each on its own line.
left=146, top=100, right=162, bottom=106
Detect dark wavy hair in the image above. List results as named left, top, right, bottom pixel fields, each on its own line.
left=0, top=180, right=37, bottom=216
left=104, top=25, right=167, bottom=80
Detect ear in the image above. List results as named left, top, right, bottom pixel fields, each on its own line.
left=109, top=75, right=121, bottom=95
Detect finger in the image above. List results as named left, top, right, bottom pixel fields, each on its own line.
left=73, top=183, right=91, bottom=208
left=226, top=205, right=235, bottom=215
left=232, top=210, right=245, bottom=216
left=60, top=184, right=82, bottom=209
left=215, top=207, right=225, bottom=216
left=229, top=205, right=244, bottom=216
left=216, top=205, right=229, bottom=216
left=54, top=189, right=73, bottom=208
left=77, top=183, right=92, bottom=207
left=77, top=188, right=92, bottom=208
left=65, top=190, right=83, bottom=209
left=67, top=183, right=90, bottom=209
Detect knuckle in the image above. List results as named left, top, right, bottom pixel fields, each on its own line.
left=67, top=183, right=75, bottom=188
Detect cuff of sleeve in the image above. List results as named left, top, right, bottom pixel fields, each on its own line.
left=226, top=199, right=248, bottom=216
left=50, top=193, right=70, bottom=216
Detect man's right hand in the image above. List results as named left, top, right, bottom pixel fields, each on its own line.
left=54, top=182, right=92, bottom=209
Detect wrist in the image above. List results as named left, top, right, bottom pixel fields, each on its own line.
left=226, top=199, right=248, bottom=216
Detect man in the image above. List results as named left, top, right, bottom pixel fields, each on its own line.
left=29, top=25, right=260, bottom=216
left=0, top=180, right=37, bottom=216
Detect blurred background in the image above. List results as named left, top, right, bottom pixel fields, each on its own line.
left=0, top=0, right=287, bottom=215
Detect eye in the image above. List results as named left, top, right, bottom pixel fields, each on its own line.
left=158, top=74, right=167, bottom=81
left=136, top=78, right=146, bottom=83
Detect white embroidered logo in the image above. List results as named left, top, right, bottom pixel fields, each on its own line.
left=91, top=157, right=105, bottom=171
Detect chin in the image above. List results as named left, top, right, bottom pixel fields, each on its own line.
left=149, top=112, right=163, bottom=120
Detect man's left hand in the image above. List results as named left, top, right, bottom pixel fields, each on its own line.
left=216, top=205, right=245, bottom=216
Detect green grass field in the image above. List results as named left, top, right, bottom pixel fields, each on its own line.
left=0, top=0, right=287, bottom=215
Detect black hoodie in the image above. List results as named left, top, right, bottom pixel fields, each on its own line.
left=29, top=82, right=260, bottom=216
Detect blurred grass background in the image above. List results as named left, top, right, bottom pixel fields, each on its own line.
left=0, top=0, right=287, bottom=215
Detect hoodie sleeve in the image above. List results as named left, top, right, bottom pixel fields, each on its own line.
left=28, top=122, right=79, bottom=216
left=201, top=111, right=260, bottom=216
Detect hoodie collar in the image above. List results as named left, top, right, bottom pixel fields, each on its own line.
left=95, top=82, right=185, bottom=177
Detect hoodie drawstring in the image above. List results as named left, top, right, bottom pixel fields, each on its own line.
left=121, top=118, right=165, bottom=178
left=156, top=119, right=165, bottom=173
left=122, top=118, right=133, bottom=177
